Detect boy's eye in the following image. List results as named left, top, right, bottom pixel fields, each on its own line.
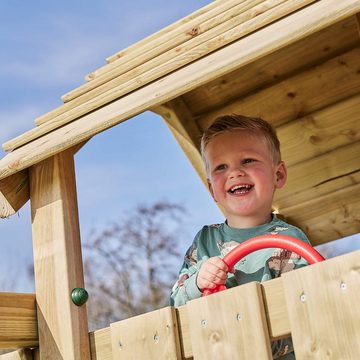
left=242, top=158, right=255, bottom=164
left=214, top=164, right=227, bottom=171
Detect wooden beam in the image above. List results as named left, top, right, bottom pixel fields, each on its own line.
left=30, top=148, right=90, bottom=359
left=0, top=170, right=29, bottom=218
left=105, top=0, right=232, bottom=64
left=1, top=0, right=359, bottom=178
left=182, top=16, right=359, bottom=115
left=62, top=0, right=274, bottom=101
left=277, top=94, right=360, bottom=167
left=198, top=47, right=360, bottom=130
left=0, top=293, right=37, bottom=349
left=87, top=0, right=262, bottom=79
left=0, top=349, right=34, bottom=360
left=152, top=98, right=207, bottom=185
left=89, top=327, right=112, bottom=360
left=281, top=183, right=360, bottom=245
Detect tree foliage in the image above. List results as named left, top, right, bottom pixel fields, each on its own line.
left=83, top=201, right=186, bottom=330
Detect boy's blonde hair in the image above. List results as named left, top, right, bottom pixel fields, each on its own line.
left=201, top=114, right=281, bottom=169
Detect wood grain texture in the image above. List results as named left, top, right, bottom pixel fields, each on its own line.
left=0, top=293, right=37, bottom=349
left=282, top=250, right=360, bottom=359
left=30, top=149, right=90, bottom=359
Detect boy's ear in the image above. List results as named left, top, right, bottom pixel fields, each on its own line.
left=275, top=161, right=287, bottom=189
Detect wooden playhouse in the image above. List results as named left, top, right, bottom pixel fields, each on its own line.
left=0, top=0, right=359, bottom=358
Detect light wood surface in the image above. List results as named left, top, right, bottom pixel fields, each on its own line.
left=187, top=282, right=272, bottom=359
left=198, top=47, right=360, bottom=130
left=30, top=148, right=90, bottom=359
left=0, top=293, right=37, bottom=349
left=282, top=250, right=360, bottom=359
left=110, top=307, right=181, bottom=359
left=0, top=349, right=34, bottom=360
left=0, top=170, right=29, bottom=218
left=2, top=0, right=358, bottom=167
left=89, top=327, right=112, bottom=360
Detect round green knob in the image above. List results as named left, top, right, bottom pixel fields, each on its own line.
left=71, top=288, right=89, bottom=306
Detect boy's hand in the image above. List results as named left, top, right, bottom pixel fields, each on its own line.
left=196, top=257, right=229, bottom=290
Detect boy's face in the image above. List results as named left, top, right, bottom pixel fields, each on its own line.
left=205, top=130, right=287, bottom=228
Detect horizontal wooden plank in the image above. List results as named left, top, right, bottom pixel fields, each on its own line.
left=198, top=46, right=360, bottom=130
left=0, top=293, right=38, bottom=349
left=0, top=170, right=29, bottom=218
left=89, top=327, right=112, bottom=360
left=62, top=0, right=285, bottom=102
left=1, top=0, right=359, bottom=179
left=278, top=94, right=360, bottom=167
left=105, top=0, right=239, bottom=64
left=0, top=349, right=34, bottom=360
left=277, top=141, right=360, bottom=204
left=183, top=16, right=359, bottom=116
left=84, top=0, right=267, bottom=83
left=282, top=183, right=360, bottom=245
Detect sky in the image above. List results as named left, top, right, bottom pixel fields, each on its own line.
left=0, top=0, right=221, bottom=292
left=0, top=1, right=359, bottom=292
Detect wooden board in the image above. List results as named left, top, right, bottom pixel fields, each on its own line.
left=3, top=0, right=358, bottom=156
left=0, top=293, right=37, bottom=349
left=282, top=250, right=360, bottom=358
left=0, top=170, right=29, bottom=218
left=110, top=307, right=181, bottom=359
left=198, top=46, right=360, bottom=130
left=89, top=327, right=112, bottom=360
left=187, top=282, right=272, bottom=359
left=30, top=149, right=90, bottom=359
left=0, top=349, right=33, bottom=360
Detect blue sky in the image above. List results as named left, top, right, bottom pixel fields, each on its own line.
left=0, top=0, right=222, bottom=292
left=0, top=1, right=358, bottom=292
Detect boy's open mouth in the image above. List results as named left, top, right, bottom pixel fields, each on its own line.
left=228, top=184, right=253, bottom=195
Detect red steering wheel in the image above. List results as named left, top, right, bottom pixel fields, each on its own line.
left=203, top=234, right=325, bottom=296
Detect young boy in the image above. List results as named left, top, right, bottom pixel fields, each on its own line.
left=170, top=114, right=311, bottom=359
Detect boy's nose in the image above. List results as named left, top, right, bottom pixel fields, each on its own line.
left=229, top=167, right=245, bottom=179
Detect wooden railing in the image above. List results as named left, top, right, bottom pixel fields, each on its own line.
left=1, top=249, right=360, bottom=359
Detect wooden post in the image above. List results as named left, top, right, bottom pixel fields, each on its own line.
left=29, top=148, right=90, bottom=359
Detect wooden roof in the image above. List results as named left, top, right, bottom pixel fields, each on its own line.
left=0, top=0, right=359, bottom=246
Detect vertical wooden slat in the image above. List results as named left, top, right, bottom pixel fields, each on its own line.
left=0, top=349, right=34, bottom=360
left=110, top=307, right=181, bottom=359
left=187, top=282, right=272, bottom=359
left=282, top=250, right=360, bottom=359
left=29, top=148, right=90, bottom=359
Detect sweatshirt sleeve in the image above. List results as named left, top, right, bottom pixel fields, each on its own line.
left=170, top=231, right=207, bottom=307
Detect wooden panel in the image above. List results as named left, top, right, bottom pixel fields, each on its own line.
left=30, top=149, right=90, bottom=359
left=0, top=349, right=33, bottom=360
left=110, top=307, right=181, bottom=360
left=282, top=250, right=360, bottom=359
left=89, top=327, right=112, bottom=360
left=198, top=46, right=360, bottom=130
left=277, top=141, right=360, bottom=204
left=175, top=306, right=192, bottom=360
left=187, top=282, right=272, bottom=359
left=0, top=170, right=29, bottom=218
left=45, top=0, right=313, bottom=115
left=183, top=16, right=359, bottom=115
left=105, top=0, right=241, bottom=64
left=78, top=0, right=268, bottom=85
left=153, top=98, right=207, bottom=186
left=278, top=94, right=360, bottom=167
left=282, top=183, right=360, bottom=245
left=261, top=278, right=289, bottom=341
left=0, top=293, right=37, bottom=349
left=3, top=0, right=358, bottom=157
